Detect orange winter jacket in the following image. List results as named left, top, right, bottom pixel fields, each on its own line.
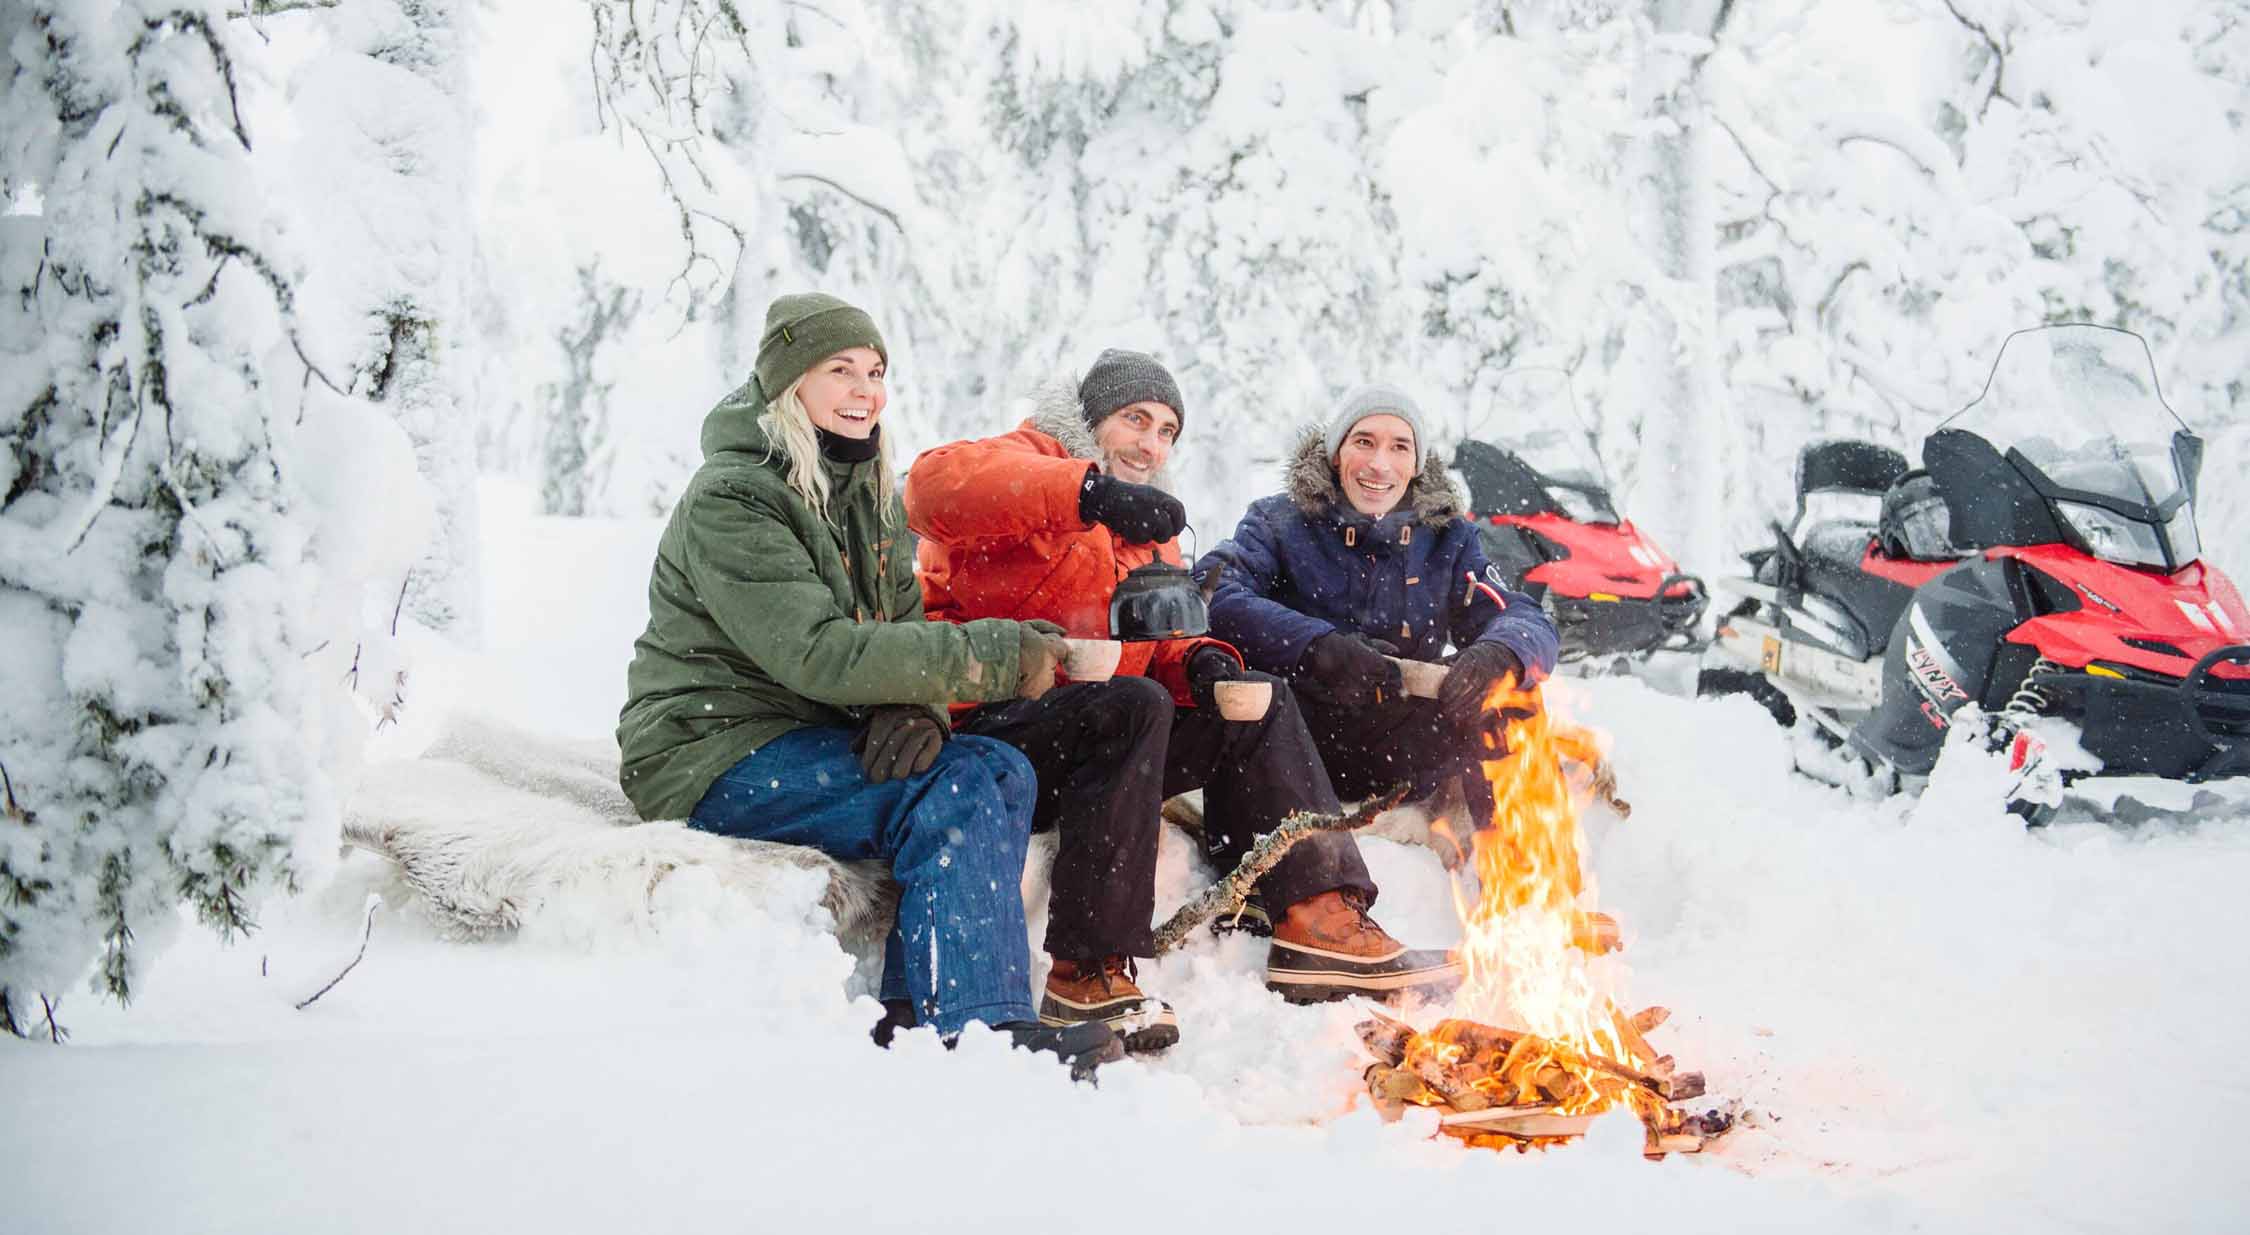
left=905, top=387, right=1242, bottom=709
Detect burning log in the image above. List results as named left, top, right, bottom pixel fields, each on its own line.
left=1586, top=749, right=1631, bottom=818
left=1151, top=787, right=1408, bottom=955
left=1442, top=1107, right=1597, bottom=1139
left=1356, top=1012, right=1732, bottom=1158
left=1362, top=1063, right=1424, bottom=1121
left=1609, top=1006, right=1660, bottom=1070
left=1573, top=910, right=1623, bottom=954
left=1356, top=1010, right=1415, bottom=1066
left=1348, top=664, right=1726, bottom=1159
left=1410, top=1052, right=1494, bottom=1112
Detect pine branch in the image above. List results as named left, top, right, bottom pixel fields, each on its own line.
left=1151, top=787, right=1408, bottom=956
left=141, top=11, right=253, bottom=150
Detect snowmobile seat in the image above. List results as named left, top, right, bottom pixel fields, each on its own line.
left=1878, top=470, right=1967, bottom=562
left=1794, top=440, right=1909, bottom=516
left=1789, top=440, right=1908, bottom=567
left=1801, top=519, right=1877, bottom=567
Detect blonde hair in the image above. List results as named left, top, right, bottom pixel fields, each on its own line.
left=759, top=377, right=898, bottom=526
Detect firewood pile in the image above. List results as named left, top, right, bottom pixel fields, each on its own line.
left=1355, top=1006, right=1735, bottom=1158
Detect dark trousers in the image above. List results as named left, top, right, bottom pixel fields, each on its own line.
left=1298, top=692, right=1496, bottom=825
left=958, top=675, right=1377, bottom=963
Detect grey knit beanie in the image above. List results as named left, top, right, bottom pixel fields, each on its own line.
left=753, top=292, right=888, bottom=403
left=1078, top=348, right=1185, bottom=435
left=1324, top=383, right=1426, bottom=470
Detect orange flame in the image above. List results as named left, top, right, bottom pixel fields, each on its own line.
left=1429, top=673, right=1661, bottom=1122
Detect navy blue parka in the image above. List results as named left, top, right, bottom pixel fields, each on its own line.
left=1197, top=429, right=1559, bottom=679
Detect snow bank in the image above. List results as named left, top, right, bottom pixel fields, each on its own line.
left=6, top=493, right=2249, bottom=1234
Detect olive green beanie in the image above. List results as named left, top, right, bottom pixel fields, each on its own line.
left=752, top=292, right=888, bottom=403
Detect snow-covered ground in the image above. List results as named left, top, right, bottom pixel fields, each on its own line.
left=7, top=483, right=2249, bottom=1234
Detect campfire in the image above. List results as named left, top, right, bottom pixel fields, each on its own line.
left=1355, top=675, right=1734, bottom=1158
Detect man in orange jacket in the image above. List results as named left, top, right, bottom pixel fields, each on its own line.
left=906, top=349, right=1458, bottom=1053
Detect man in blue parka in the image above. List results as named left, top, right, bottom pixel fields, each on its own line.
left=1197, top=384, right=1560, bottom=853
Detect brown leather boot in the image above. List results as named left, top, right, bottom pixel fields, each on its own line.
left=1039, top=956, right=1180, bottom=1053
left=1267, top=889, right=1459, bottom=1005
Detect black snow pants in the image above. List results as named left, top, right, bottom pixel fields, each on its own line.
left=1296, top=691, right=1497, bottom=827
left=956, top=673, right=1377, bottom=963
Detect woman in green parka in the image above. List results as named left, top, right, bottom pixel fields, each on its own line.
left=618, top=293, right=1115, bottom=1073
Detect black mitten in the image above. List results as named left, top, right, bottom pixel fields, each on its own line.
left=1078, top=470, right=1187, bottom=544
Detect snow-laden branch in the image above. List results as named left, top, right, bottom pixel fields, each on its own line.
left=584, top=0, right=759, bottom=303
left=226, top=0, right=338, bottom=16
left=1820, top=112, right=1965, bottom=202
left=1937, top=0, right=2011, bottom=118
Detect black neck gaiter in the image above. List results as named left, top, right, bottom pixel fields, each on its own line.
left=817, top=426, right=881, bottom=464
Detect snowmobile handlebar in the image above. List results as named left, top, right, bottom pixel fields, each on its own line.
left=2182, top=645, right=2250, bottom=752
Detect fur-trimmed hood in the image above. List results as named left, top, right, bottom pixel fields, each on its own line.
left=1021, top=377, right=1176, bottom=492
left=1284, top=426, right=1464, bottom=532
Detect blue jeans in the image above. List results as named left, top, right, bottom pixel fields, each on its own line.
left=689, top=726, right=1038, bottom=1036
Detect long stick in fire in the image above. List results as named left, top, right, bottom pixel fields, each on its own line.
left=1151, top=786, right=1410, bottom=956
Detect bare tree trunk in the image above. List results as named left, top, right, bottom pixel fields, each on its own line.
left=1629, top=0, right=1732, bottom=576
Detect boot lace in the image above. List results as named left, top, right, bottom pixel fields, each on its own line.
left=1098, top=955, right=1138, bottom=994
left=1064, top=955, right=1137, bottom=995
left=1338, top=889, right=1394, bottom=948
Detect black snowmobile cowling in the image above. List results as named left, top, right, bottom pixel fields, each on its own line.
left=1451, top=438, right=1706, bottom=663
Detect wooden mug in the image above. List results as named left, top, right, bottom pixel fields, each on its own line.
left=1212, top=679, right=1273, bottom=721
left=1062, top=638, right=1122, bottom=682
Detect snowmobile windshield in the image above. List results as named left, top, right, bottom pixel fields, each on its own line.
left=1940, top=325, right=2200, bottom=568
left=1546, top=478, right=1620, bottom=525
left=1450, top=369, right=1620, bottom=523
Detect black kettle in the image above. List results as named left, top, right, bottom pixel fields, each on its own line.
left=1109, top=560, right=1216, bottom=642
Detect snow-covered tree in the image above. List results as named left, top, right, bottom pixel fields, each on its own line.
left=0, top=0, right=336, bottom=1030
left=281, top=0, right=481, bottom=639
left=537, top=261, right=639, bottom=517
left=518, top=0, right=2247, bottom=566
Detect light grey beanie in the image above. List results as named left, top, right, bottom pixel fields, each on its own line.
left=1324, top=383, right=1426, bottom=470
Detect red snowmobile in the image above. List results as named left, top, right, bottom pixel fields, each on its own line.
left=1711, top=324, right=2250, bottom=819
left=1444, top=370, right=1708, bottom=670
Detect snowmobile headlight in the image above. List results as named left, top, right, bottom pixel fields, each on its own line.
left=2055, top=500, right=2169, bottom=569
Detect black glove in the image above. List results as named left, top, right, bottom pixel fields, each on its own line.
left=1437, top=641, right=1530, bottom=733
left=1079, top=469, right=1187, bottom=545
left=1186, top=646, right=1245, bottom=710
left=1292, top=631, right=1404, bottom=711
left=851, top=705, right=947, bottom=783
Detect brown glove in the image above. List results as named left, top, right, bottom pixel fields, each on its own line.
left=851, top=706, right=946, bottom=783
left=1017, top=619, right=1071, bottom=700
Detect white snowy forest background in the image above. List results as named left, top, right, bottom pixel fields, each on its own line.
left=6, top=1, right=2250, bottom=1231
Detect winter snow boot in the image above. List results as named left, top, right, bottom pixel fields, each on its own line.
left=870, top=998, right=917, bottom=1049
left=1265, top=889, right=1460, bottom=1005
left=1040, top=957, right=1180, bottom=1053
left=1207, top=901, right=1272, bottom=938
left=991, top=1020, right=1126, bottom=1081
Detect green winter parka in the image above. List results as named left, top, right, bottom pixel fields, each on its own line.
left=617, top=382, right=1029, bottom=820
